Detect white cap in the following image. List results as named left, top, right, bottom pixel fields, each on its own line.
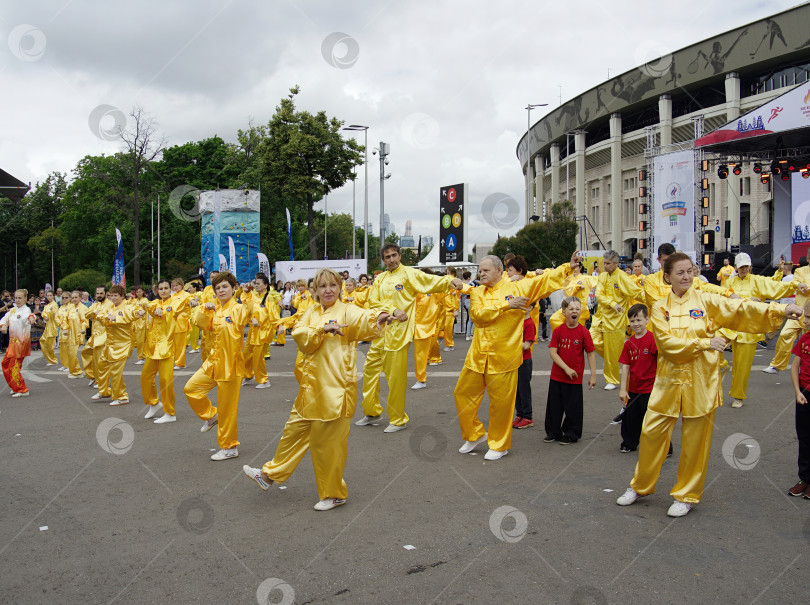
left=735, top=252, right=752, bottom=268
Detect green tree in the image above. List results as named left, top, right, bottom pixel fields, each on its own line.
left=491, top=201, right=577, bottom=268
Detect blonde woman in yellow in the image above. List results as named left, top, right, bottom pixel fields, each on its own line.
left=140, top=279, right=176, bottom=423
left=59, top=291, right=87, bottom=379
left=616, top=252, right=803, bottom=517
left=93, top=285, right=135, bottom=406
left=549, top=263, right=597, bottom=331
left=39, top=291, right=60, bottom=366
left=242, top=268, right=390, bottom=510
left=184, top=271, right=253, bottom=461
left=242, top=273, right=280, bottom=390
left=130, top=286, right=150, bottom=365
left=719, top=252, right=805, bottom=407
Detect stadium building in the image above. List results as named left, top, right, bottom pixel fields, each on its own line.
left=517, top=3, right=810, bottom=267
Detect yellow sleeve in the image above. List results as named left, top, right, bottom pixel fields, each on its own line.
left=470, top=288, right=508, bottom=326
left=343, top=304, right=383, bottom=343
left=703, top=291, right=787, bottom=335
left=193, top=305, right=214, bottom=331
left=406, top=269, right=454, bottom=295
left=517, top=264, right=570, bottom=304
left=616, top=269, right=645, bottom=301
left=291, top=308, right=326, bottom=355
left=751, top=275, right=797, bottom=301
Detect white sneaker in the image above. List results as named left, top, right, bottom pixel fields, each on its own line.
left=91, top=393, right=109, bottom=401
left=201, top=415, right=218, bottom=432
left=667, top=501, right=693, bottom=517
left=484, top=448, right=508, bottom=461
left=411, top=381, right=426, bottom=390
left=428, top=362, right=441, bottom=366
left=762, top=366, right=778, bottom=374
left=255, top=382, right=271, bottom=389
left=144, top=402, right=162, bottom=419
left=58, top=366, right=68, bottom=372
left=465, top=336, right=472, bottom=341
left=109, top=399, right=129, bottom=406
left=67, top=374, right=81, bottom=379
left=135, top=359, right=145, bottom=365
left=154, top=414, right=176, bottom=424
left=616, top=487, right=640, bottom=506
left=242, top=377, right=254, bottom=385
left=93, top=383, right=99, bottom=389
left=11, top=391, right=29, bottom=398
left=355, top=415, right=383, bottom=426
left=314, top=498, right=346, bottom=511
left=187, top=349, right=199, bottom=355
left=604, top=383, right=618, bottom=391
left=210, top=448, right=238, bottom=461
left=45, top=362, right=58, bottom=367
left=174, top=365, right=182, bottom=370
left=731, top=399, right=744, bottom=408
left=443, top=347, right=454, bottom=351
left=243, top=465, right=272, bottom=491
left=87, top=379, right=95, bottom=387
left=458, top=434, right=487, bottom=454
left=383, top=423, right=408, bottom=433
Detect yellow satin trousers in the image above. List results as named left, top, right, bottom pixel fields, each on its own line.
left=140, top=357, right=175, bottom=414
left=590, top=327, right=624, bottom=385
left=184, top=369, right=240, bottom=449
left=770, top=318, right=802, bottom=371
left=243, top=343, right=269, bottom=384
left=361, top=344, right=410, bottom=426
left=454, top=366, right=519, bottom=452
left=40, top=335, right=57, bottom=364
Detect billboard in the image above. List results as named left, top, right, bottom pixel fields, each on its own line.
left=652, top=150, right=695, bottom=269
left=274, top=259, right=368, bottom=283
left=439, top=183, right=466, bottom=263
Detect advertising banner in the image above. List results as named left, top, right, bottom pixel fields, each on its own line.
left=652, top=150, right=695, bottom=269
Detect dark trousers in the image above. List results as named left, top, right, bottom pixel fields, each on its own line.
left=798, top=389, right=810, bottom=483
left=620, top=392, right=650, bottom=450
left=538, top=313, right=548, bottom=339
left=544, top=379, right=583, bottom=441
left=514, top=357, right=533, bottom=419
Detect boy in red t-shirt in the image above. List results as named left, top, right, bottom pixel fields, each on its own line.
left=617, top=304, right=657, bottom=453
left=544, top=297, right=596, bottom=444
left=787, top=302, right=810, bottom=498
left=513, top=303, right=538, bottom=429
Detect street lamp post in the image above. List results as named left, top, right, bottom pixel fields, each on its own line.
left=324, top=193, right=328, bottom=259
left=525, top=103, right=548, bottom=223
left=344, top=125, right=369, bottom=262
left=378, top=141, right=390, bottom=247
left=351, top=172, right=356, bottom=258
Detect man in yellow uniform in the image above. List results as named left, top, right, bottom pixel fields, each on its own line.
left=130, top=286, right=150, bottom=365
left=93, top=285, right=135, bottom=405
left=721, top=252, right=805, bottom=406
left=590, top=250, right=643, bottom=390
left=454, top=253, right=577, bottom=460
left=411, top=283, right=445, bottom=390
left=765, top=260, right=810, bottom=374
left=716, top=257, right=734, bottom=287
left=170, top=278, right=192, bottom=369
left=357, top=243, right=462, bottom=432
left=81, top=286, right=113, bottom=387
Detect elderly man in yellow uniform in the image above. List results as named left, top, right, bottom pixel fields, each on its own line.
left=357, top=243, right=462, bottom=432
left=590, top=250, right=643, bottom=390
left=454, top=252, right=578, bottom=460
left=720, top=252, right=805, bottom=407
left=93, top=285, right=136, bottom=405
left=81, top=286, right=113, bottom=387
left=764, top=260, right=810, bottom=374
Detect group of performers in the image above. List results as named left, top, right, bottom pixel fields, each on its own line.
left=2, top=242, right=809, bottom=515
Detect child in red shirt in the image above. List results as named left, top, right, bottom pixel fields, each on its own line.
left=544, top=297, right=596, bottom=444
left=617, top=304, right=657, bottom=453
left=513, top=303, right=537, bottom=429
left=788, top=302, right=810, bottom=498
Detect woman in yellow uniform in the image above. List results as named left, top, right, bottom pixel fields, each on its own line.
left=198, top=277, right=216, bottom=362
left=59, top=291, right=87, bottom=378
left=242, top=273, right=280, bottom=389
left=720, top=252, right=804, bottom=407
left=169, top=278, right=192, bottom=369
left=130, top=286, right=150, bottom=365
left=616, top=252, right=803, bottom=517
left=40, top=291, right=60, bottom=366
left=549, top=263, right=597, bottom=331
left=411, top=283, right=445, bottom=390
left=241, top=268, right=390, bottom=510
left=184, top=272, right=252, bottom=461
left=140, top=279, right=176, bottom=423
left=94, top=285, right=135, bottom=406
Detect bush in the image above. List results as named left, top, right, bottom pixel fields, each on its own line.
left=59, top=269, right=109, bottom=293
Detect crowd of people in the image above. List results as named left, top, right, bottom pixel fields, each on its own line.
left=1, top=243, right=808, bottom=516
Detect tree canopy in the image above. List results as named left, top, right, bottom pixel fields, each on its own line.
left=491, top=201, right=578, bottom=269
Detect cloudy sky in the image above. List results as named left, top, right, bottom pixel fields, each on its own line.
left=0, top=0, right=794, bottom=258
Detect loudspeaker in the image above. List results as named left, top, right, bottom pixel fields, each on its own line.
left=724, top=220, right=731, bottom=239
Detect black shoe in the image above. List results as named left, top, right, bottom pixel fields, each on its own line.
left=610, top=411, right=624, bottom=425
left=619, top=445, right=634, bottom=453
left=559, top=436, right=576, bottom=445
left=543, top=436, right=558, bottom=443
left=667, top=444, right=674, bottom=457
left=757, top=341, right=768, bottom=349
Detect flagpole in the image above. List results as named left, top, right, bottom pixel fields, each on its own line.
left=157, top=194, right=161, bottom=281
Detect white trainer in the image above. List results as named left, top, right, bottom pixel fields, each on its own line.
left=314, top=498, right=346, bottom=511
left=428, top=362, right=441, bottom=366
left=616, top=487, right=640, bottom=506
left=443, top=346, right=454, bottom=352
left=255, top=382, right=271, bottom=389
left=135, top=359, right=145, bottom=365
left=383, top=423, right=408, bottom=433
left=154, top=414, right=176, bottom=424
left=355, top=415, right=383, bottom=426
left=411, top=381, right=427, bottom=390
left=201, top=415, right=218, bottom=432
left=144, top=402, right=162, bottom=419
left=109, top=399, right=130, bottom=406
left=243, top=465, right=272, bottom=491
left=667, top=501, right=693, bottom=517
left=604, top=383, right=618, bottom=391
left=762, top=366, right=778, bottom=374
left=458, top=434, right=488, bottom=454
left=210, top=448, right=238, bottom=461
left=87, top=379, right=95, bottom=387
left=91, top=393, right=109, bottom=401
left=242, top=377, right=254, bottom=385
left=483, top=449, right=508, bottom=461
left=11, top=391, right=30, bottom=398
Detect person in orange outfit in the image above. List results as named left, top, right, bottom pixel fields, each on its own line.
left=0, top=289, right=37, bottom=397
left=454, top=252, right=579, bottom=460
left=411, top=276, right=445, bottom=390
left=93, top=285, right=135, bottom=406
left=140, top=279, right=176, bottom=423
left=242, top=268, right=390, bottom=510
left=242, top=273, right=280, bottom=390
left=184, top=272, right=252, bottom=461
left=170, top=278, right=192, bottom=369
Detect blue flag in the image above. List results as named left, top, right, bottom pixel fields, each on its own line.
left=112, top=228, right=126, bottom=288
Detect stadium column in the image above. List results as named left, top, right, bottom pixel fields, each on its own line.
left=535, top=155, right=544, bottom=220
left=575, top=132, right=586, bottom=243
left=658, top=94, right=672, bottom=147
left=610, top=113, right=622, bottom=251
left=550, top=143, right=560, bottom=221
left=725, top=72, right=742, bottom=248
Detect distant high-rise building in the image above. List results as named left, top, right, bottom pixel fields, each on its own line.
left=422, top=235, right=434, bottom=249
left=383, top=213, right=396, bottom=239
left=400, top=219, right=415, bottom=247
